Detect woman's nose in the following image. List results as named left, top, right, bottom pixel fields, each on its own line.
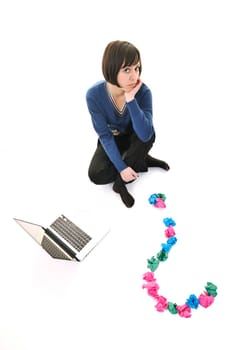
left=129, top=71, right=138, bottom=81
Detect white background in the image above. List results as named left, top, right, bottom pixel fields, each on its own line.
left=1, top=1, right=233, bottom=349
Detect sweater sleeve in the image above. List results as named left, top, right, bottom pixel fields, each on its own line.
left=126, top=87, right=154, bottom=142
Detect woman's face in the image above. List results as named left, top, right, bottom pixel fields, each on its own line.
left=117, top=62, right=141, bottom=92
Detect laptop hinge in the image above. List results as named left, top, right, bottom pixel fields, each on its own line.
left=44, top=227, right=78, bottom=260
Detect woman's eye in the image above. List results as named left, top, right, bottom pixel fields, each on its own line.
left=123, top=66, right=140, bottom=73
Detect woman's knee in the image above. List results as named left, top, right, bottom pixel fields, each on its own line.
left=88, top=166, right=116, bottom=185
left=88, top=167, right=102, bottom=184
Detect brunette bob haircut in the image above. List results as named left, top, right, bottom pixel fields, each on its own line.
left=102, top=40, right=142, bottom=87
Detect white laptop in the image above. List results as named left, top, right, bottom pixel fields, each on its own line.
left=13, top=212, right=110, bottom=261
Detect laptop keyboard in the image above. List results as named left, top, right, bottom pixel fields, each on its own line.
left=50, top=215, right=92, bottom=252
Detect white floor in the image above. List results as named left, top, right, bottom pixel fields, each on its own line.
left=1, top=1, right=233, bottom=349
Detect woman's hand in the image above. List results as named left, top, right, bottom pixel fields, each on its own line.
left=124, top=79, right=143, bottom=102
left=120, top=167, right=138, bottom=183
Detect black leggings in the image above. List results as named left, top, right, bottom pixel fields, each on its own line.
left=88, top=132, right=156, bottom=185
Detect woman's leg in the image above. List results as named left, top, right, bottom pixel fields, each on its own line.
left=88, top=141, right=117, bottom=184
left=124, top=132, right=169, bottom=171
left=145, top=154, right=170, bottom=170
left=122, top=132, right=155, bottom=171
left=112, top=176, right=135, bottom=208
left=113, top=132, right=169, bottom=208
left=88, top=139, right=135, bottom=208
left=111, top=133, right=153, bottom=208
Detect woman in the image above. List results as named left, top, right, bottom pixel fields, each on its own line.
left=86, top=40, right=169, bottom=208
